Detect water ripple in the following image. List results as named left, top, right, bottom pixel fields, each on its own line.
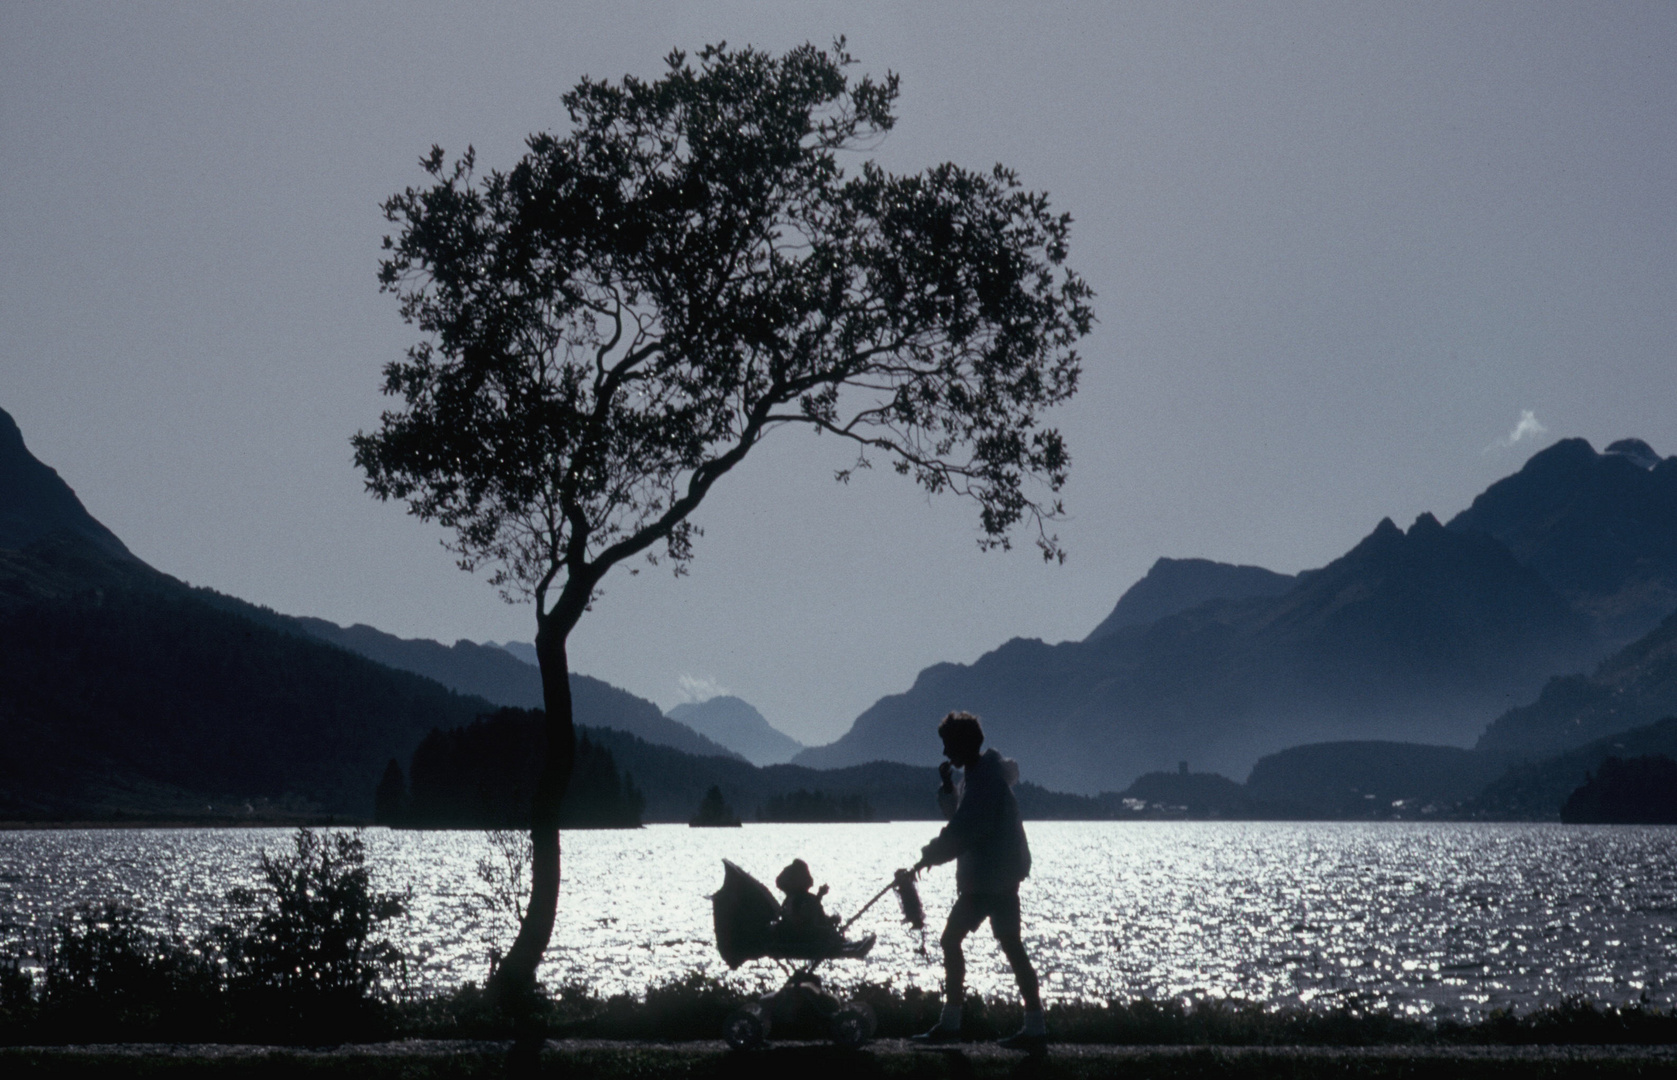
left=1, top=821, right=1673, bottom=1017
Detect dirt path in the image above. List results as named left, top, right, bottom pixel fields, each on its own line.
left=4, top=1039, right=1676, bottom=1078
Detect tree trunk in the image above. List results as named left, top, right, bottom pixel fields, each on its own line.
left=488, top=621, right=576, bottom=1006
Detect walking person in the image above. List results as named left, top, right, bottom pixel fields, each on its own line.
left=910, top=711, right=1046, bottom=1051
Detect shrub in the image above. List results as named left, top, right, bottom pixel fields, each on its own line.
left=33, top=903, right=221, bottom=1042
left=215, top=828, right=408, bottom=1039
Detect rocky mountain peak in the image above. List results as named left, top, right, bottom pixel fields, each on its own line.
left=1605, top=438, right=1661, bottom=470
left=0, top=406, right=135, bottom=561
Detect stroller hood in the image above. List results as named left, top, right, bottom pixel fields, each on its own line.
left=712, top=859, right=780, bottom=968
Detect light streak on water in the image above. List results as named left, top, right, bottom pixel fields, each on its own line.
left=1, top=821, right=1673, bottom=1018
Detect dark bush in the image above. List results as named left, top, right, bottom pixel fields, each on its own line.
left=32, top=903, right=221, bottom=1042
left=214, top=828, right=408, bottom=1039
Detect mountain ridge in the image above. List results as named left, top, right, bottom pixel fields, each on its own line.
left=796, top=511, right=1597, bottom=791
left=666, top=695, right=804, bottom=766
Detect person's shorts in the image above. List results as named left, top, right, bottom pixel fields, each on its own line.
left=944, top=890, right=1021, bottom=940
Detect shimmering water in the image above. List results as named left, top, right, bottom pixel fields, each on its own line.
left=2, top=822, right=1674, bottom=1018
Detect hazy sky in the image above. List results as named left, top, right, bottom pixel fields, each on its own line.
left=4, top=3, right=1675, bottom=745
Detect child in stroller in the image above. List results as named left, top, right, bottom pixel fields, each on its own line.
left=714, top=858, right=916, bottom=1049
left=770, top=858, right=845, bottom=956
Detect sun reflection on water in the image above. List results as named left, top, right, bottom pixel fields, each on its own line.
left=1, top=821, right=1673, bottom=1018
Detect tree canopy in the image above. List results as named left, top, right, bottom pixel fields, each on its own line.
left=355, top=40, right=1092, bottom=637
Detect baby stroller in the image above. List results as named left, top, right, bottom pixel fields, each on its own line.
left=711, top=859, right=923, bottom=1050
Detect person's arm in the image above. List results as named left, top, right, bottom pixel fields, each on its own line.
left=936, top=761, right=958, bottom=820
left=920, top=762, right=995, bottom=869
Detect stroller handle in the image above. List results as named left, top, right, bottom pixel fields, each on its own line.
left=840, top=867, right=917, bottom=934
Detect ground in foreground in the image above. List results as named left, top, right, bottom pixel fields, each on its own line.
left=5, top=1039, right=1677, bottom=1078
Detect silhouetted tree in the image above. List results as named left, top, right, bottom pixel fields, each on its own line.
left=689, top=784, right=740, bottom=827
left=404, top=710, right=642, bottom=829
left=354, top=39, right=1091, bottom=1001
left=757, top=788, right=874, bottom=822
left=373, top=759, right=407, bottom=825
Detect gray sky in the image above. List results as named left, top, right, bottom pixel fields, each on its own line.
left=4, top=3, right=1675, bottom=746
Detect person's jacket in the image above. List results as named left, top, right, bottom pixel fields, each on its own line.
left=919, top=749, right=1031, bottom=893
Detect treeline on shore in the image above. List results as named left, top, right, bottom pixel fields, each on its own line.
left=370, top=705, right=1225, bottom=829
left=369, top=705, right=1677, bottom=830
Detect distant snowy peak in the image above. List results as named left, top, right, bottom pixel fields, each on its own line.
left=667, top=695, right=804, bottom=766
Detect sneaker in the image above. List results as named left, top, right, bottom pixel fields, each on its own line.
left=997, top=1029, right=1049, bottom=1053
left=909, top=1024, right=962, bottom=1045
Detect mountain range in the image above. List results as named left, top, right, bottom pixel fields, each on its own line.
left=795, top=437, right=1676, bottom=793
left=0, top=406, right=740, bottom=818
left=3, top=398, right=1674, bottom=823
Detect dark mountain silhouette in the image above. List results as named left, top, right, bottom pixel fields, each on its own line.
left=0, top=406, right=134, bottom=562
left=1475, top=608, right=1677, bottom=760
left=1559, top=754, right=1677, bottom=824
left=0, top=405, right=738, bottom=816
left=1447, top=436, right=1677, bottom=643
left=1243, top=741, right=1505, bottom=819
left=0, top=537, right=492, bottom=820
left=1467, top=716, right=1677, bottom=820
left=282, top=619, right=740, bottom=761
left=666, top=695, right=803, bottom=765
left=298, top=620, right=546, bottom=706
left=1085, top=557, right=1295, bottom=642
left=796, top=513, right=1594, bottom=792
left=491, top=640, right=539, bottom=667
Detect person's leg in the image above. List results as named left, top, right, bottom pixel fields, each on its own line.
left=989, top=891, right=1046, bottom=1049
left=987, top=892, right=1040, bottom=1011
left=915, top=893, right=984, bottom=1040
left=941, top=893, right=986, bottom=1011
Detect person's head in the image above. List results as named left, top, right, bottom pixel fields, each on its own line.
left=937, top=711, right=984, bottom=767
left=775, top=858, right=814, bottom=895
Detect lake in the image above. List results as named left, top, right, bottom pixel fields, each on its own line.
left=2, top=821, right=1674, bottom=1018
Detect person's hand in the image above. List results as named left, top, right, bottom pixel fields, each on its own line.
left=938, top=761, right=954, bottom=786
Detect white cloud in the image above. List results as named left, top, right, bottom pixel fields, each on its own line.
left=677, top=674, right=728, bottom=703
left=1488, top=409, right=1547, bottom=451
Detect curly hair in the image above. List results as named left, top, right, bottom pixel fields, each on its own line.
left=936, top=711, right=985, bottom=754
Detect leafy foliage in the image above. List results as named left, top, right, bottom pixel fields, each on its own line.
left=215, top=829, right=408, bottom=1035
left=355, top=39, right=1091, bottom=626
left=35, top=904, right=220, bottom=1039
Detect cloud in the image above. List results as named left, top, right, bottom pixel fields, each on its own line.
left=1488, top=409, right=1547, bottom=452
left=677, top=674, right=728, bottom=703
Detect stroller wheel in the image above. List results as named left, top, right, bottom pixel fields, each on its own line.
left=829, top=1001, right=875, bottom=1049
left=723, top=1003, right=769, bottom=1050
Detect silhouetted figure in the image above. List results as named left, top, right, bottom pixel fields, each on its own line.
left=770, top=858, right=844, bottom=953
left=911, top=711, right=1045, bottom=1052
